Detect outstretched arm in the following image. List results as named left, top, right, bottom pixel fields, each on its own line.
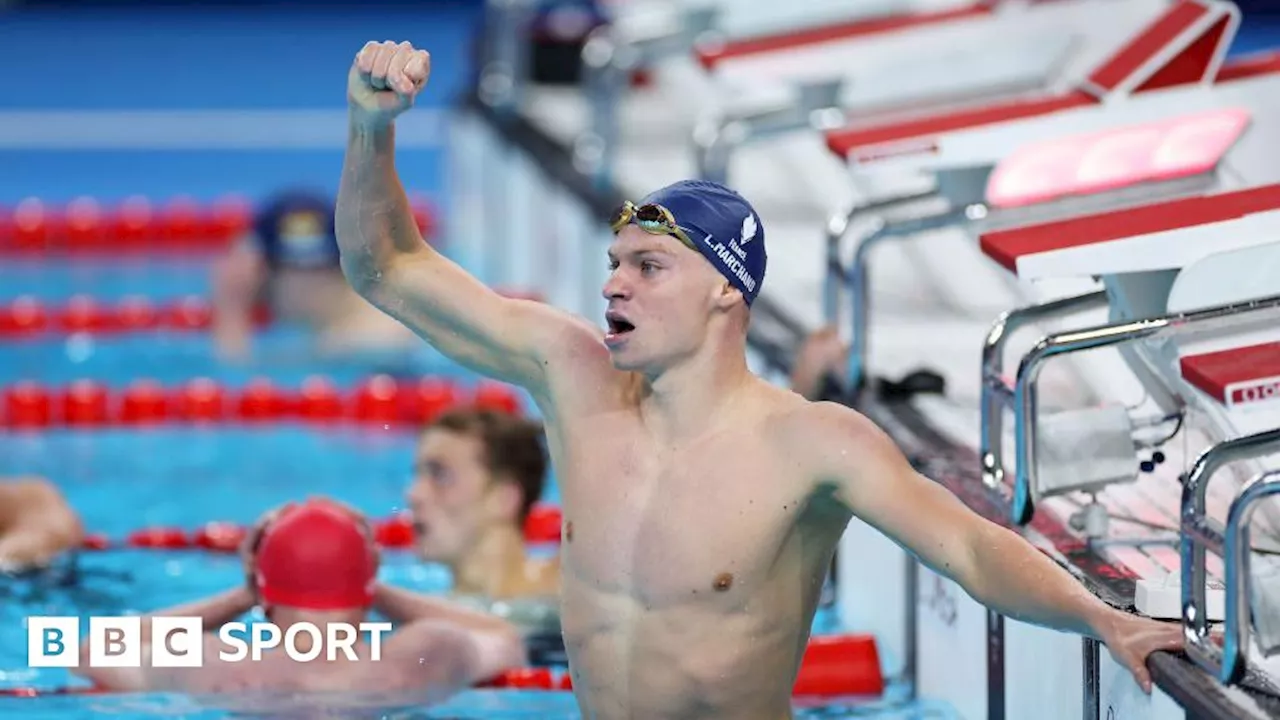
left=375, top=584, right=526, bottom=687
left=806, top=404, right=1181, bottom=693
left=73, top=587, right=255, bottom=692
left=337, top=41, right=599, bottom=393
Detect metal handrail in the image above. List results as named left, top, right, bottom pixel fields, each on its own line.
left=693, top=78, right=844, bottom=185
left=477, top=0, right=537, bottom=114
left=575, top=7, right=719, bottom=186
left=1181, top=431, right=1280, bottom=684
left=822, top=192, right=962, bottom=390
left=822, top=193, right=937, bottom=321
left=1008, top=293, right=1280, bottom=526
left=979, top=291, right=1110, bottom=489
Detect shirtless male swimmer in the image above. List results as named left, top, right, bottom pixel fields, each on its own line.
left=338, top=41, right=1183, bottom=720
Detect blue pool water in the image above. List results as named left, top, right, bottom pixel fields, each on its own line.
left=37, top=0, right=1267, bottom=711
left=0, top=259, right=216, bottom=303
left=0, top=331, right=473, bottom=387
left=0, top=253, right=929, bottom=717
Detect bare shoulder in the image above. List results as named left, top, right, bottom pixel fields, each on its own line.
left=534, top=308, right=631, bottom=413
left=535, top=304, right=610, bottom=370
left=763, top=395, right=896, bottom=471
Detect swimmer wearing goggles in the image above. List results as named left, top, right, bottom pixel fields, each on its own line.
left=340, top=39, right=1184, bottom=719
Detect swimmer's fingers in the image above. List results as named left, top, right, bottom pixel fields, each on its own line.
left=0, top=534, right=54, bottom=571
left=403, top=50, right=431, bottom=93
left=353, top=41, right=379, bottom=82
left=385, top=46, right=419, bottom=97
left=370, top=41, right=399, bottom=91
left=1103, top=617, right=1183, bottom=695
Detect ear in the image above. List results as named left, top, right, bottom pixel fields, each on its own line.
left=484, top=479, right=524, bottom=523
left=713, top=281, right=743, bottom=311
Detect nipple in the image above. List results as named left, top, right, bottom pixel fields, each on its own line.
left=713, top=573, right=734, bottom=592
left=564, top=521, right=574, bottom=543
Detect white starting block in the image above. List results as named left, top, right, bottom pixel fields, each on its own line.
left=572, top=0, right=1179, bottom=185
left=980, top=187, right=1280, bottom=690
left=691, top=0, right=1174, bottom=184
left=822, top=0, right=1265, bottom=193
left=818, top=5, right=1280, bottom=713
left=1171, top=243, right=1280, bottom=681
left=979, top=184, right=1280, bottom=518
left=603, top=0, right=982, bottom=47
left=819, top=0, right=1280, bottom=401
left=570, top=0, right=994, bottom=182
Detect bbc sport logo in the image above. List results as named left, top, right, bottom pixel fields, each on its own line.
left=27, top=616, right=393, bottom=668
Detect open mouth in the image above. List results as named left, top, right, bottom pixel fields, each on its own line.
left=605, top=311, right=636, bottom=340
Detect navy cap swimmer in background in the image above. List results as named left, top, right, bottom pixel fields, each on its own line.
left=253, top=190, right=340, bottom=271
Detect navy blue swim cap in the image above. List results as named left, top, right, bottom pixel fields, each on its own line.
left=636, top=180, right=767, bottom=306
left=253, top=191, right=339, bottom=271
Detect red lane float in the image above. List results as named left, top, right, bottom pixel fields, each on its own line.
left=2, top=632, right=882, bottom=699
left=79, top=505, right=564, bottom=553
left=481, top=633, right=883, bottom=697
left=0, top=686, right=105, bottom=697
left=1, top=376, right=523, bottom=429
left=0, top=295, right=271, bottom=338
left=1, top=628, right=878, bottom=700
left=0, top=195, right=438, bottom=255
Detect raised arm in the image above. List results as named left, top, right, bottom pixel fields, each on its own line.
left=801, top=403, right=1182, bottom=694
left=337, top=41, right=598, bottom=393
left=210, top=237, right=266, bottom=360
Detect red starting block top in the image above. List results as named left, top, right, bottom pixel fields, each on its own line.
left=978, top=183, right=1280, bottom=272
left=1181, top=342, right=1280, bottom=409
left=695, top=2, right=993, bottom=69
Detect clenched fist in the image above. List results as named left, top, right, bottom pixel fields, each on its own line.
left=348, top=40, right=431, bottom=126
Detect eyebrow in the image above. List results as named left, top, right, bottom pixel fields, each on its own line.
left=607, top=247, right=676, bottom=263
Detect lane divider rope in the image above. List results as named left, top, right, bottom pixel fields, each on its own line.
left=1, top=376, right=523, bottom=429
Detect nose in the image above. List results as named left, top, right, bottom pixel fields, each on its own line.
left=602, top=269, right=631, bottom=301
left=406, top=478, right=430, bottom=509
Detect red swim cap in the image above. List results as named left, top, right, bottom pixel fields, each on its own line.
left=254, top=500, right=378, bottom=610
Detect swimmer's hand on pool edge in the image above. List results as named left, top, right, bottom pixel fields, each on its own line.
left=1092, top=609, right=1185, bottom=695
left=347, top=41, right=431, bottom=129
left=811, top=403, right=1183, bottom=695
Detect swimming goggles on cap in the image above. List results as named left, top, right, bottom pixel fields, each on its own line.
left=609, top=201, right=696, bottom=251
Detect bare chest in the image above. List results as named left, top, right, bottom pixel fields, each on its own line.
left=555, top=419, right=809, bottom=606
